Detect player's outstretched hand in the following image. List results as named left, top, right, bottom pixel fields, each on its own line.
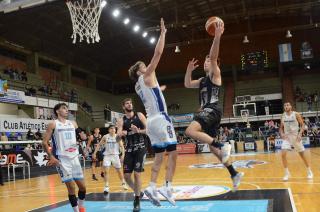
left=186, top=58, right=199, bottom=73
left=214, top=20, right=224, bottom=37
left=160, top=18, right=167, bottom=34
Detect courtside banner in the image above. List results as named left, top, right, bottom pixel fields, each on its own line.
left=0, top=89, right=25, bottom=104
left=0, top=118, right=50, bottom=132
left=170, top=113, right=194, bottom=123
left=279, top=43, right=293, bottom=62
left=177, top=143, right=196, bottom=154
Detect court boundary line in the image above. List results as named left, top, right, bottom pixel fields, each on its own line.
left=288, top=188, right=297, bottom=212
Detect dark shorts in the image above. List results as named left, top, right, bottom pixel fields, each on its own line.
left=123, top=148, right=146, bottom=173
left=91, top=151, right=103, bottom=164
left=152, top=143, right=177, bottom=153
left=194, top=106, right=222, bottom=137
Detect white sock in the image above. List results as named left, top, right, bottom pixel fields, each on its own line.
left=307, top=167, right=312, bottom=172
left=78, top=199, right=84, bottom=207
left=149, top=182, right=156, bottom=189
left=72, top=206, right=79, bottom=212
left=284, top=168, right=289, bottom=174
left=105, top=182, right=109, bottom=187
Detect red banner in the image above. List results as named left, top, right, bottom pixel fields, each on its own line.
left=177, top=144, right=196, bottom=154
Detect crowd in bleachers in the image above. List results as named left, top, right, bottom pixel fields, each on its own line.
left=3, top=66, right=27, bottom=81
left=295, top=86, right=319, bottom=111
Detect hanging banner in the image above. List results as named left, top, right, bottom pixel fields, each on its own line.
left=0, top=118, right=51, bottom=132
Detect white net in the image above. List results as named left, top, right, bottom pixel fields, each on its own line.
left=66, top=0, right=106, bottom=44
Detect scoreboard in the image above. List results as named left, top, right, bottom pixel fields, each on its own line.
left=241, top=51, right=268, bottom=71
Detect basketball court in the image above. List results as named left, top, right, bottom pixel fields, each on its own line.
left=1, top=149, right=320, bottom=211
left=0, top=0, right=320, bottom=212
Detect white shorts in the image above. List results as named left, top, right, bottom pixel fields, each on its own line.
left=281, top=133, right=305, bottom=152
left=56, top=156, right=84, bottom=183
left=146, top=113, right=177, bottom=149
left=103, top=155, right=121, bottom=169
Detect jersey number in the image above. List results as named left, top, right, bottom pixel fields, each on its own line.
left=64, top=132, right=72, bottom=140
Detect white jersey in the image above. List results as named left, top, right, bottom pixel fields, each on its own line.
left=102, top=134, right=120, bottom=156
left=52, top=120, right=78, bottom=158
left=135, top=75, right=168, bottom=117
left=282, top=111, right=299, bottom=134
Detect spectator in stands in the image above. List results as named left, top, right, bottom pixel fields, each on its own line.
left=70, top=89, right=77, bottom=103
left=21, top=70, right=27, bottom=81
left=82, top=101, right=92, bottom=113
left=264, top=100, right=270, bottom=115
left=34, top=129, right=42, bottom=140
left=0, top=133, right=8, bottom=141
left=264, top=121, right=269, bottom=128
left=24, top=144, right=34, bottom=150
left=307, top=95, right=313, bottom=111
left=0, top=151, right=3, bottom=186
left=269, top=120, right=275, bottom=128
left=26, top=128, right=34, bottom=140
left=104, top=104, right=111, bottom=121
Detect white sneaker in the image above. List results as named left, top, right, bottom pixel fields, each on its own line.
left=221, top=143, right=231, bottom=163
left=159, top=186, right=176, bottom=206
left=122, top=182, right=128, bottom=190
left=283, top=172, right=290, bottom=181
left=307, top=170, right=313, bottom=180
left=103, top=186, right=109, bottom=194
left=144, top=186, right=161, bottom=206
left=232, top=172, right=244, bottom=191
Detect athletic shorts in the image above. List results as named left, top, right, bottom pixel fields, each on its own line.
left=123, top=148, right=146, bottom=173
left=194, top=106, right=222, bottom=137
left=281, top=133, right=305, bottom=152
left=103, top=155, right=121, bottom=169
left=56, top=156, right=84, bottom=183
left=92, top=151, right=103, bottom=163
left=146, top=112, right=177, bottom=153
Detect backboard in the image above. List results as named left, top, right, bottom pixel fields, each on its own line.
left=0, top=0, right=57, bottom=13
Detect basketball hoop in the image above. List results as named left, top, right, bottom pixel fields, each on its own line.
left=66, top=0, right=107, bottom=44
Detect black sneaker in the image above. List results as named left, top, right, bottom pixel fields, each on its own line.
left=140, top=191, right=144, bottom=199
left=101, top=172, right=105, bottom=178
left=133, top=198, right=140, bottom=212
left=92, top=175, right=98, bottom=181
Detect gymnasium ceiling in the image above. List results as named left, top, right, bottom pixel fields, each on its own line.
left=0, top=0, right=319, bottom=82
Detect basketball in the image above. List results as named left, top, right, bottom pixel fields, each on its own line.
left=205, top=16, right=224, bottom=36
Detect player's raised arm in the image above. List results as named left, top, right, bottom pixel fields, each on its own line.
left=184, top=58, right=202, bottom=88
left=208, top=21, right=224, bottom=85
left=144, top=18, right=166, bottom=78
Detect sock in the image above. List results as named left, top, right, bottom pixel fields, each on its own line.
left=149, top=182, right=156, bottom=189
left=211, top=139, right=224, bottom=148
left=226, top=165, right=238, bottom=178
left=69, top=194, right=78, bottom=208
left=284, top=168, right=289, bottom=173
left=72, top=206, right=79, bottom=212
left=307, top=167, right=312, bottom=172
left=78, top=190, right=86, bottom=207
left=105, top=182, right=109, bottom=187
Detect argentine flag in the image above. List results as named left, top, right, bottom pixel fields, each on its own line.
left=278, top=43, right=293, bottom=62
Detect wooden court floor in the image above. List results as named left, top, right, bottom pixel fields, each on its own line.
left=0, top=148, right=320, bottom=212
